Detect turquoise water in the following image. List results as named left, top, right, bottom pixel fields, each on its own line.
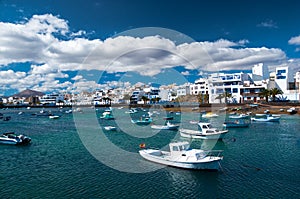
left=0, top=107, right=300, bottom=198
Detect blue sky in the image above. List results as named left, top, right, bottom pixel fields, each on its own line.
left=1, top=0, right=300, bottom=95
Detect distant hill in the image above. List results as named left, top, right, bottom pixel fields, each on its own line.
left=11, top=89, right=45, bottom=98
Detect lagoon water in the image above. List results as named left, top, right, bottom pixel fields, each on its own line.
left=1, top=107, right=300, bottom=198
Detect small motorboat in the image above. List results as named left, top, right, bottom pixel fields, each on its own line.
left=49, top=115, right=60, bottom=119
left=180, top=123, right=228, bottom=140
left=125, top=109, right=138, bottom=114
left=228, top=114, right=250, bottom=119
left=251, top=115, right=280, bottom=122
left=223, top=119, right=250, bottom=128
left=131, top=117, right=153, bottom=125
left=104, top=126, right=117, bottom=131
left=287, top=107, right=297, bottom=115
left=0, top=132, right=31, bottom=145
left=201, top=112, right=218, bottom=118
left=151, top=121, right=179, bottom=130
left=100, top=111, right=114, bottom=120
left=139, top=141, right=223, bottom=170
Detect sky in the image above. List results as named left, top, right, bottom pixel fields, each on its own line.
left=1, top=0, right=300, bottom=96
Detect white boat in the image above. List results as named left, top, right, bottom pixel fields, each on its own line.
left=104, top=126, right=117, bottom=131
left=287, top=107, right=297, bottom=115
left=189, top=120, right=200, bottom=124
left=49, top=115, right=60, bottom=119
left=131, top=117, right=153, bottom=125
left=0, top=132, right=31, bottom=145
left=100, top=111, right=114, bottom=120
left=65, top=110, right=72, bottom=114
left=251, top=115, right=280, bottom=122
left=151, top=121, right=180, bottom=130
left=125, top=109, right=138, bottom=114
left=201, top=112, right=218, bottom=118
left=228, top=114, right=249, bottom=119
left=139, top=141, right=223, bottom=170
left=180, top=123, right=228, bottom=140
left=223, top=119, right=250, bottom=128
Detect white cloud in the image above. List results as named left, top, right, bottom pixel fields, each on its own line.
left=0, top=14, right=291, bottom=94
left=288, top=35, right=300, bottom=45
left=181, top=71, right=190, bottom=76
left=257, top=20, right=278, bottom=29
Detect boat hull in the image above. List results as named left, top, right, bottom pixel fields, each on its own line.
left=151, top=125, right=179, bottom=130
left=251, top=117, right=280, bottom=122
left=223, top=122, right=250, bottom=128
left=139, top=150, right=221, bottom=170
left=179, top=129, right=228, bottom=140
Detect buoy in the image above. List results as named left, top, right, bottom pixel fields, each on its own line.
left=139, top=143, right=146, bottom=149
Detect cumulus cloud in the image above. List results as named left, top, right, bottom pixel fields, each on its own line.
left=288, top=35, right=300, bottom=45
left=181, top=71, right=190, bottom=76
left=0, top=14, right=290, bottom=94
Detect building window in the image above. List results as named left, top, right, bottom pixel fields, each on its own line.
left=244, top=89, right=250, bottom=93
left=232, top=88, right=238, bottom=93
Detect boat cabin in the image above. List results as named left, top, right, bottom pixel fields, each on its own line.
left=169, top=142, right=190, bottom=154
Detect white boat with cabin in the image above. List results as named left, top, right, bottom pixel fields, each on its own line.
left=151, top=121, right=180, bottom=130
left=139, top=141, right=223, bottom=170
left=251, top=115, right=280, bottom=122
left=180, top=123, right=228, bottom=140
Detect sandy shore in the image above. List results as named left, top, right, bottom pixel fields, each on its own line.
left=163, top=103, right=300, bottom=115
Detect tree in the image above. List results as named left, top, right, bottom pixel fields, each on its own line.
left=224, top=92, right=232, bottom=104
left=204, top=93, right=209, bottom=104
left=153, top=97, right=161, bottom=104
left=197, top=94, right=204, bottom=104
left=259, top=88, right=270, bottom=102
left=215, top=94, right=223, bottom=104
left=269, top=88, right=283, bottom=102
left=141, top=96, right=149, bottom=105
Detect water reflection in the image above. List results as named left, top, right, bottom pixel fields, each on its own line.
left=164, top=167, right=220, bottom=198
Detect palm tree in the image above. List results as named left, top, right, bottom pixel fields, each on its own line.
left=197, top=93, right=204, bottom=104
left=204, top=93, right=209, bottom=104
left=259, top=88, right=270, bottom=102
left=141, top=96, right=149, bottom=105
left=215, top=94, right=223, bottom=104
left=269, top=88, right=283, bottom=102
left=224, top=92, right=232, bottom=104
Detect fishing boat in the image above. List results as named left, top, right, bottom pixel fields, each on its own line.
left=125, top=109, right=138, bottom=114
left=104, top=126, right=117, bottom=131
left=139, top=141, right=223, bottom=170
left=151, top=121, right=180, bottom=130
left=0, top=132, right=31, bottom=145
left=287, top=107, right=297, bottom=115
left=49, top=115, right=60, bottom=119
left=251, top=115, right=280, bottom=122
left=180, top=123, right=228, bottom=140
left=228, top=114, right=250, bottom=119
left=131, top=117, right=152, bottom=125
left=100, top=111, right=114, bottom=120
left=201, top=112, right=218, bottom=118
left=223, top=119, right=250, bottom=128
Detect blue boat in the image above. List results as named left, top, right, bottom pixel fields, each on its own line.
left=223, top=119, right=250, bottom=128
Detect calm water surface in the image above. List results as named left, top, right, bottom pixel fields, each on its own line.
left=0, top=107, right=299, bottom=198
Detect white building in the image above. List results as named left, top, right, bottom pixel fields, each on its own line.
left=39, top=93, right=64, bottom=105
left=189, top=78, right=209, bottom=95
left=208, top=72, right=267, bottom=103
left=274, top=66, right=294, bottom=92
left=252, top=63, right=269, bottom=80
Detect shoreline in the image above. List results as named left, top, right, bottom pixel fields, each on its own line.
left=2, top=103, right=300, bottom=115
